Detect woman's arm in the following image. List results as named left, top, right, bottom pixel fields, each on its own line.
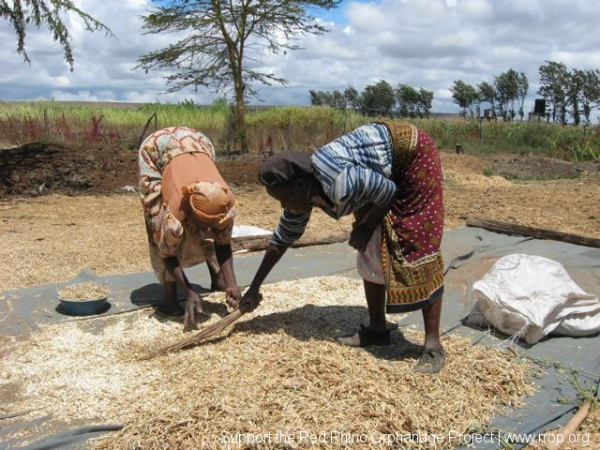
left=214, top=243, right=241, bottom=306
left=163, top=256, right=203, bottom=328
left=238, top=243, right=289, bottom=312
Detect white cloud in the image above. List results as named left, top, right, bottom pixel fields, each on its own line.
left=0, top=0, right=598, bottom=116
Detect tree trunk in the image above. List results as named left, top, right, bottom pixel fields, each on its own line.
left=234, top=85, right=247, bottom=151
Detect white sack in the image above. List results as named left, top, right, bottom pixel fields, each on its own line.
left=471, top=254, right=600, bottom=344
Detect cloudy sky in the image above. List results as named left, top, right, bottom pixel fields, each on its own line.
left=1, top=0, right=599, bottom=115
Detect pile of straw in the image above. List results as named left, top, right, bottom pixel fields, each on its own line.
left=58, top=281, right=110, bottom=301
left=0, top=276, right=536, bottom=450
left=140, top=309, right=244, bottom=360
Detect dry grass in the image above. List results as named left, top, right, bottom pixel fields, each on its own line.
left=1, top=276, right=536, bottom=450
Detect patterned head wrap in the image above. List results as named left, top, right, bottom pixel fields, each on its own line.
left=181, top=181, right=230, bottom=225
left=258, top=151, right=313, bottom=187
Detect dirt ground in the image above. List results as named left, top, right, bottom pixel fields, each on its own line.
left=0, top=141, right=599, bottom=447
left=0, top=141, right=599, bottom=292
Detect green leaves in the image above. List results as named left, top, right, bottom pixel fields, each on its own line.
left=1, top=0, right=112, bottom=70
left=136, top=0, right=342, bottom=150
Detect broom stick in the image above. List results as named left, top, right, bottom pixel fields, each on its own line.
left=545, top=400, right=591, bottom=450
left=140, top=309, right=245, bottom=360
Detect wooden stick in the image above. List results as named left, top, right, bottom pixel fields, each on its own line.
left=466, top=218, right=600, bottom=248
left=231, top=231, right=350, bottom=252
left=545, top=400, right=591, bottom=450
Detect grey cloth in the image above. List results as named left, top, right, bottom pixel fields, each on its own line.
left=258, top=151, right=313, bottom=187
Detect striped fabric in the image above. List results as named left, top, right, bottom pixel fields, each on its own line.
left=271, top=123, right=396, bottom=246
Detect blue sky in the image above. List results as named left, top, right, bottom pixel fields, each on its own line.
left=0, top=0, right=599, bottom=117
left=311, top=0, right=365, bottom=24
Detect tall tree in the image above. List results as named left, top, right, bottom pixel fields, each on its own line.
left=538, top=61, right=570, bottom=124
left=417, top=87, right=433, bottom=118
left=568, top=69, right=584, bottom=125
left=395, top=84, right=419, bottom=118
left=361, top=80, right=395, bottom=117
left=494, top=69, right=519, bottom=120
left=450, top=80, right=478, bottom=118
left=138, top=0, right=341, bottom=151
left=477, top=81, right=495, bottom=119
left=343, top=86, right=361, bottom=112
left=579, top=69, right=600, bottom=124
left=1, top=0, right=111, bottom=70
left=516, top=71, right=529, bottom=121
left=568, top=68, right=600, bottom=125
left=309, top=90, right=332, bottom=106
left=331, top=89, right=346, bottom=111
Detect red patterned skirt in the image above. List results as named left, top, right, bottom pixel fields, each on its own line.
left=379, top=122, right=445, bottom=313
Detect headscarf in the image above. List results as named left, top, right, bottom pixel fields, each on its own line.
left=258, top=151, right=313, bottom=187
left=181, top=181, right=230, bottom=225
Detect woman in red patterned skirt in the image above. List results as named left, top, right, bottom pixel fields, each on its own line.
left=240, top=121, right=446, bottom=374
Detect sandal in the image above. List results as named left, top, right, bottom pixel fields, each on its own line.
left=154, top=303, right=185, bottom=319
left=336, top=324, right=391, bottom=347
left=414, top=347, right=446, bottom=374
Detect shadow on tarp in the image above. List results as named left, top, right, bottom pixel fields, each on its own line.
left=1, top=227, right=599, bottom=449
left=128, top=282, right=213, bottom=307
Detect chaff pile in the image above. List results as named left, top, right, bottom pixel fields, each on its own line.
left=1, top=276, right=537, bottom=450
left=140, top=308, right=245, bottom=360
left=58, top=281, right=110, bottom=301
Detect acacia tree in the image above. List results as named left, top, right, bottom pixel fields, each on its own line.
left=1, top=0, right=111, bottom=70
left=138, top=0, right=341, bottom=151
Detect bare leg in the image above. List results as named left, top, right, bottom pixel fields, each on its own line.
left=164, top=280, right=179, bottom=305
left=155, top=280, right=184, bottom=317
left=414, top=292, right=445, bottom=373
left=364, top=280, right=387, bottom=332
left=336, top=280, right=390, bottom=347
left=422, top=291, right=443, bottom=351
left=207, top=262, right=226, bottom=291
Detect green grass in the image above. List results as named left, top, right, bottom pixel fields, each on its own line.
left=0, top=101, right=599, bottom=162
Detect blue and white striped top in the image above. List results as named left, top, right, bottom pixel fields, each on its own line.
left=271, top=123, right=397, bottom=246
